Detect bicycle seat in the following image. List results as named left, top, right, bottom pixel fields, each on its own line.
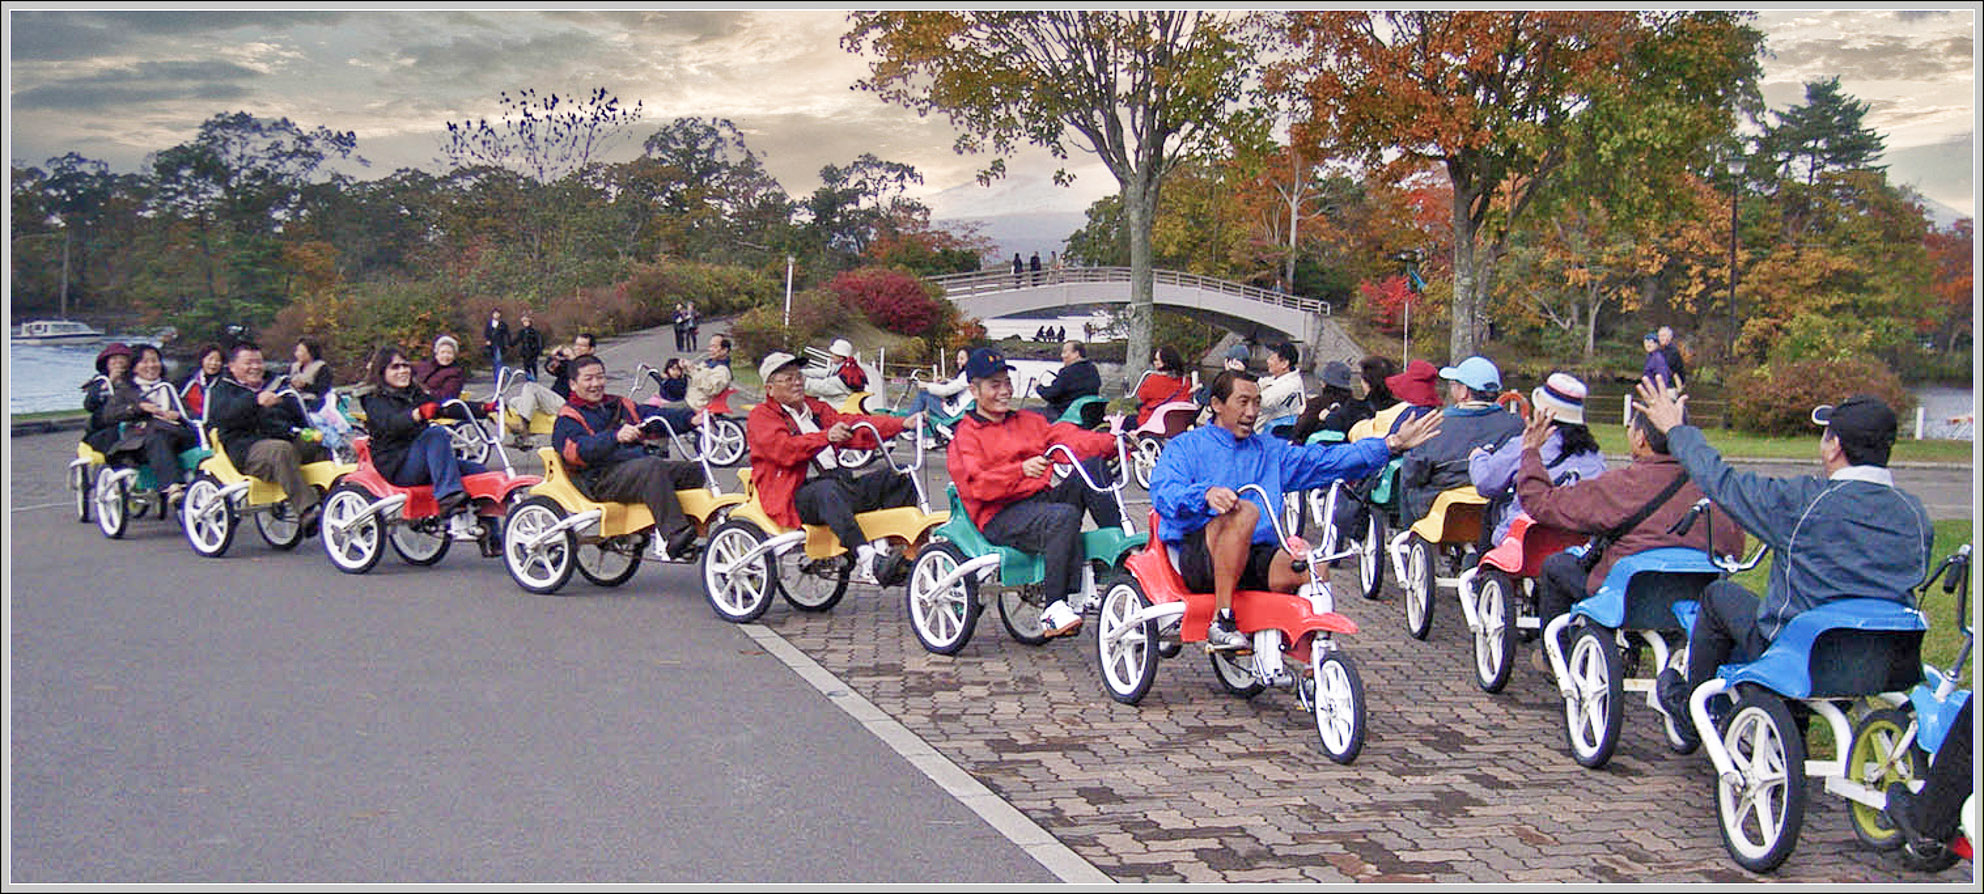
left=1577, top=546, right=1723, bottom=630
left=1714, top=598, right=1926, bottom=699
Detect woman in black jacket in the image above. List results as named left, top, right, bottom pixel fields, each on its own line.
left=359, top=345, right=493, bottom=517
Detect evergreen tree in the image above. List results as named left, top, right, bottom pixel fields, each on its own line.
left=1760, top=76, right=1886, bottom=185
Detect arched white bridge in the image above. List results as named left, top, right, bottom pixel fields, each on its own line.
left=928, top=267, right=1358, bottom=358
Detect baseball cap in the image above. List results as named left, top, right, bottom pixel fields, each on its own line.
left=1438, top=355, right=1502, bottom=392
left=758, top=351, right=802, bottom=383
left=1320, top=360, right=1354, bottom=390
left=1811, top=394, right=1899, bottom=455
left=829, top=338, right=853, bottom=358
left=963, top=347, right=1013, bottom=381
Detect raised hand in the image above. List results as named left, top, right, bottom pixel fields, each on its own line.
left=1385, top=409, right=1443, bottom=453
left=1521, top=406, right=1556, bottom=452
left=1631, top=376, right=1688, bottom=435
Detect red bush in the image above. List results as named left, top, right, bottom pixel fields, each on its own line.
left=1358, top=274, right=1422, bottom=334
left=828, top=268, right=944, bottom=338
left=1725, top=356, right=1916, bottom=437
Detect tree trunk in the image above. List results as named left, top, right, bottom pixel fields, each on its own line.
left=1449, top=188, right=1480, bottom=360
left=1122, top=179, right=1157, bottom=385
left=1583, top=285, right=1600, bottom=362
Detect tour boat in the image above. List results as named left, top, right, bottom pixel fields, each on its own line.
left=12, top=319, right=106, bottom=345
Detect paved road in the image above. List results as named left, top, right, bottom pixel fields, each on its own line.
left=9, top=412, right=1974, bottom=884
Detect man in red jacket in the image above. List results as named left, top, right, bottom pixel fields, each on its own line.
left=947, top=347, right=1123, bottom=637
left=747, top=352, right=922, bottom=586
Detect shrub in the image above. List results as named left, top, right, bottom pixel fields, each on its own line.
left=1152, top=310, right=1223, bottom=368
left=729, top=288, right=859, bottom=365
left=264, top=279, right=466, bottom=384
left=828, top=267, right=947, bottom=338
left=621, top=259, right=778, bottom=320
left=1725, top=355, right=1915, bottom=438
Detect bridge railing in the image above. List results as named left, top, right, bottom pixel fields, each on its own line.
left=927, top=266, right=1330, bottom=316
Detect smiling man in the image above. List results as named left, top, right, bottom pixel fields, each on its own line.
left=1150, top=369, right=1441, bottom=650
left=550, top=354, right=706, bottom=562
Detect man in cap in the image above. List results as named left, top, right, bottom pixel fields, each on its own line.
left=1638, top=384, right=1933, bottom=748
left=1397, top=355, right=1524, bottom=525
left=1153, top=369, right=1442, bottom=650
left=1514, top=381, right=1740, bottom=675
left=805, top=338, right=867, bottom=402
left=748, top=351, right=923, bottom=586
left=1034, top=339, right=1101, bottom=422
left=948, top=347, right=1123, bottom=637
left=551, top=354, right=706, bottom=561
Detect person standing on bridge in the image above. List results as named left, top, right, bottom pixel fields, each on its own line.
left=1029, top=251, right=1042, bottom=286
left=1012, top=253, right=1024, bottom=287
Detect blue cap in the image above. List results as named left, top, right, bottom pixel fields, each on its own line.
left=963, top=347, right=1013, bottom=381
left=1438, top=355, right=1501, bottom=392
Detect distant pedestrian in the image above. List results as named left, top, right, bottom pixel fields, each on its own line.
left=1013, top=253, right=1024, bottom=287
left=672, top=303, right=690, bottom=352
left=515, top=312, right=543, bottom=383
left=686, top=302, right=700, bottom=349
left=484, top=309, right=510, bottom=389
left=1050, top=251, right=1063, bottom=282
left=1641, top=332, right=1674, bottom=388
left=1029, top=251, right=1042, bottom=285
left=1657, top=325, right=1687, bottom=388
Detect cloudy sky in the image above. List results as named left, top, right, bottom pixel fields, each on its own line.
left=4, top=6, right=1977, bottom=227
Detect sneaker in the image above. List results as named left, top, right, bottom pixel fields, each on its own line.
left=434, top=490, right=471, bottom=519
left=659, top=524, right=699, bottom=563
left=872, top=546, right=910, bottom=588
left=1040, top=600, right=1083, bottom=637
left=1206, top=612, right=1249, bottom=652
left=298, top=503, right=323, bottom=538
left=1656, top=668, right=1700, bottom=751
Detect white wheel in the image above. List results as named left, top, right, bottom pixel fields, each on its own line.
left=1716, top=692, right=1807, bottom=873
left=1312, top=646, right=1366, bottom=764
left=704, top=417, right=746, bottom=467
left=576, top=539, right=642, bottom=587
left=701, top=520, right=776, bottom=622
left=1403, top=535, right=1435, bottom=639
left=1563, top=625, right=1623, bottom=768
left=1473, top=568, right=1518, bottom=693
left=1131, top=434, right=1162, bottom=490
left=321, top=484, right=385, bottom=574
left=503, top=496, right=575, bottom=595
left=906, top=542, right=980, bottom=655
left=1095, top=576, right=1159, bottom=704
left=1357, top=510, right=1386, bottom=600
left=94, top=469, right=130, bottom=539
left=1310, top=484, right=1337, bottom=547
left=449, top=420, right=493, bottom=465
left=997, top=587, right=1051, bottom=646
left=777, top=551, right=850, bottom=611
left=73, top=462, right=95, bottom=523
left=256, top=497, right=305, bottom=550
left=1210, top=648, right=1265, bottom=698
left=390, top=516, right=451, bottom=566
left=181, top=473, right=236, bottom=558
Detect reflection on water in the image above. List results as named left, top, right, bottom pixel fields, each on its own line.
left=7, top=336, right=191, bottom=415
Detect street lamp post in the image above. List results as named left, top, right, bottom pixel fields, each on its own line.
left=783, top=254, right=795, bottom=330
left=1727, top=155, right=1745, bottom=365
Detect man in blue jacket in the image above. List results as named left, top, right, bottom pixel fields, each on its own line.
left=1638, top=382, right=1934, bottom=747
left=1151, top=370, right=1442, bottom=650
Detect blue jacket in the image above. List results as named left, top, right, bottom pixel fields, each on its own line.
left=1666, top=425, right=1933, bottom=639
left=1151, top=423, right=1391, bottom=546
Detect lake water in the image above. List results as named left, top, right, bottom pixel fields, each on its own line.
left=7, top=335, right=196, bottom=416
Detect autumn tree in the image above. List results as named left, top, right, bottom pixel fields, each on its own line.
left=1924, top=219, right=1973, bottom=352
left=844, top=10, right=1263, bottom=380
left=1275, top=11, right=1760, bottom=360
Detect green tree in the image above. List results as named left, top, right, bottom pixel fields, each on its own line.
left=1758, top=76, right=1887, bottom=186
left=845, top=10, right=1265, bottom=381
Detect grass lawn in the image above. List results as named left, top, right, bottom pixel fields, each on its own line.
left=1590, top=423, right=1974, bottom=464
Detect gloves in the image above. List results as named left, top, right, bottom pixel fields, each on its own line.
left=482, top=400, right=501, bottom=416
left=415, top=402, right=440, bottom=422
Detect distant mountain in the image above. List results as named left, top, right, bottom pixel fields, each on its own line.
left=1883, top=135, right=1974, bottom=230
left=938, top=211, right=1089, bottom=264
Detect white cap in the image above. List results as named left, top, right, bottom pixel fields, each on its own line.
left=830, top=338, right=853, bottom=358
left=758, top=351, right=801, bottom=383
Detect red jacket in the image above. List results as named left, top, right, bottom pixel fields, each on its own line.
left=746, top=397, right=905, bottom=529
left=1134, top=372, right=1192, bottom=426
left=946, top=409, right=1117, bottom=529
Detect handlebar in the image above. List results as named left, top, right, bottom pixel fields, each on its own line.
left=847, top=419, right=930, bottom=512
left=1235, top=482, right=1355, bottom=574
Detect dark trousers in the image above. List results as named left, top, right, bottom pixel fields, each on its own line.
left=794, top=468, right=918, bottom=552
left=1537, top=551, right=1591, bottom=631
left=1913, top=697, right=1973, bottom=840
left=243, top=438, right=330, bottom=513
left=1685, top=580, right=1771, bottom=688
left=521, top=356, right=539, bottom=382
left=981, top=457, right=1121, bottom=602
left=387, top=426, right=486, bottom=499
left=587, top=456, right=705, bottom=538
left=139, top=422, right=197, bottom=490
